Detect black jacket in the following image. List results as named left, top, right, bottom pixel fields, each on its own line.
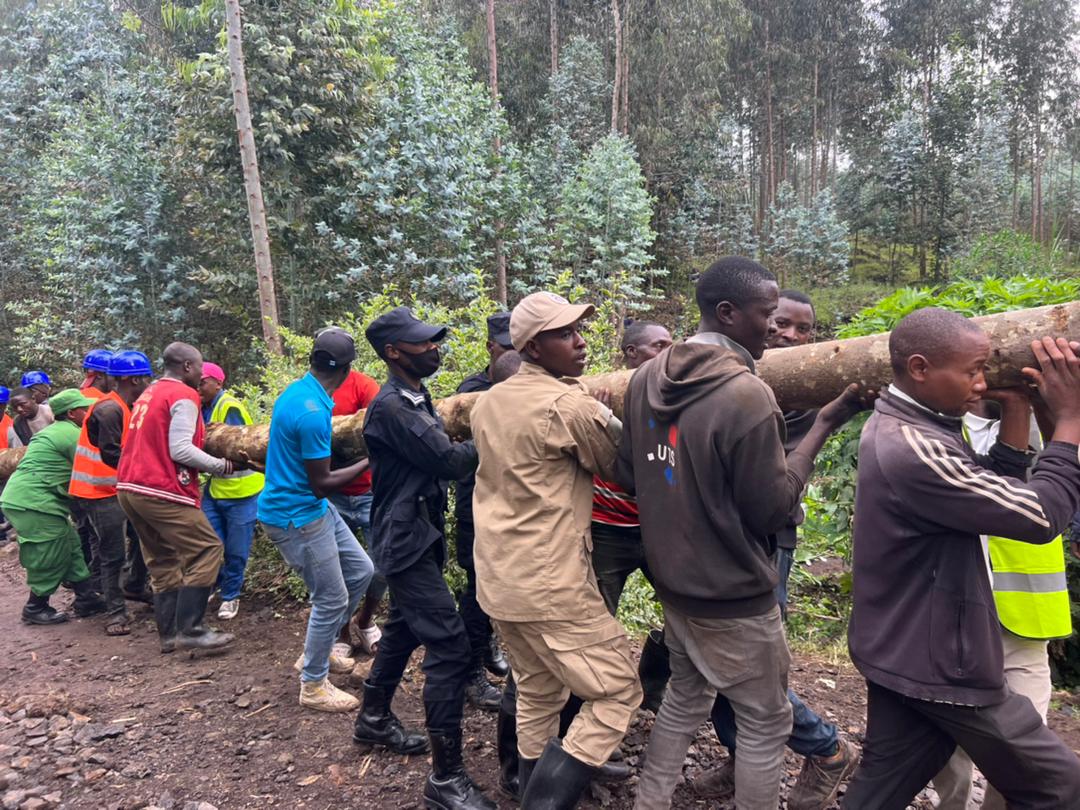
left=363, top=375, right=477, bottom=576
left=616, top=336, right=814, bottom=618
left=777, top=409, right=819, bottom=549
left=849, top=390, right=1080, bottom=706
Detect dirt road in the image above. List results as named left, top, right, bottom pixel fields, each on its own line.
left=1, top=546, right=1078, bottom=809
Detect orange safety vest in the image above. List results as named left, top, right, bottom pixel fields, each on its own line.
left=0, top=413, right=10, bottom=450
left=81, top=385, right=107, bottom=400
left=68, top=391, right=131, bottom=499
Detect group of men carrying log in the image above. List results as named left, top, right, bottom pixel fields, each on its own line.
left=2, top=255, right=1080, bottom=809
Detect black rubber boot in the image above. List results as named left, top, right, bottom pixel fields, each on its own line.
left=153, top=590, right=179, bottom=653
left=174, top=586, right=234, bottom=651
left=485, top=636, right=509, bottom=678
left=21, top=593, right=68, bottom=625
left=596, top=758, right=630, bottom=782
left=497, top=706, right=520, bottom=798
left=518, top=757, right=538, bottom=801
left=423, top=731, right=497, bottom=810
left=465, top=665, right=502, bottom=711
left=521, top=738, right=597, bottom=810
left=638, top=628, right=671, bottom=713
left=353, top=680, right=429, bottom=754
left=72, top=579, right=107, bottom=618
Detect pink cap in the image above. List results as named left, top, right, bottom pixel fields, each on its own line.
left=201, top=362, right=226, bottom=384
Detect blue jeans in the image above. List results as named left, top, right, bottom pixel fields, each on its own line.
left=711, top=547, right=838, bottom=758
left=712, top=686, right=838, bottom=758
left=262, top=504, right=374, bottom=682
left=776, top=546, right=795, bottom=619
left=202, top=491, right=259, bottom=601
left=327, top=491, right=387, bottom=602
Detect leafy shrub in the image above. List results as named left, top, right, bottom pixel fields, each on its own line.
left=952, top=229, right=1067, bottom=281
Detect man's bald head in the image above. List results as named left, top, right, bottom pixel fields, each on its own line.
left=491, top=350, right=523, bottom=384
left=889, top=308, right=985, bottom=376
left=889, top=307, right=992, bottom=416
left=162, top=342, right=204, bottom=389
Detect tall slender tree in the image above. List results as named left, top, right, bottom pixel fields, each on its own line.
left=224, top=0, right=282, bottom=353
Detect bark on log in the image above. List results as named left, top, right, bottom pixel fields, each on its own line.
left=1, top=301, right=1077, bottom=481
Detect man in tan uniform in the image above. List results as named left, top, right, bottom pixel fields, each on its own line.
left=472, top=292, right=641, bottom=809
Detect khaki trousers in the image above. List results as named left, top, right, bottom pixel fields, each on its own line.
left=118, top=491, right=223, bottom=592
left=932, top=630, right=1052, bottom=809
left=494, top=613, right=641, bottom=767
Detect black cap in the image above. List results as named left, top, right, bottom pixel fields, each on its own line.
left=365, top=306, right=448, bottom=355
left=486, top=312, right=512, bottom=348
left=311, top=326, right=356, bottom=368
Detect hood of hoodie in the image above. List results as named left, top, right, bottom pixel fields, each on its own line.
left=644, top=340, right=752, bottom=419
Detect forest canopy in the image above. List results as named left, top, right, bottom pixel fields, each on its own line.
left=0, top=0, right=1078, bottom=379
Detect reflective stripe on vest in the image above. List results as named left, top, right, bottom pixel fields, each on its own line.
left=960, top=421, right=1072, bottom=640
left=987, top=535, right=1072, bottom=640
left=69, top=391, right=130, bottom=500
left=207, top=393, right=263, bottom=501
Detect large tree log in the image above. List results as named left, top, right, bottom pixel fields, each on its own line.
left=1, top=300, right=1077, bottom=481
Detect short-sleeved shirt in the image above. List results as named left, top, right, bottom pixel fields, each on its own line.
left=332, top=370, right=381, bottom=496
left=257, top=372, right=334, bottom=528
left=1, top=419, right=80, bottom=518
left=471, top=361, right=619, bottom=622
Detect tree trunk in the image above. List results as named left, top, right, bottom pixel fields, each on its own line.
left=810, top=59, right=819, bottom=197
left=485, top=0, right=507, bottom=305
left=7, top=302, right=1077, bottom=479
left=549, top=0, right=558, bottom=74
left=225, top=0, right=282, bottom=355
left=619, top=7, right=629, bottom=134
left=764, top=18, right=775, bottom=211
left=610, top=0, right=622, bottom=132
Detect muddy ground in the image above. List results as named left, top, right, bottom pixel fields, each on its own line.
left=1, top=546, right=1079, bottom=810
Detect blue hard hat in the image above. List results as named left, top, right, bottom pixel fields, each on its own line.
left=82, top=349, right=114, bottom=373
left=21, top=371, right=51, bottom=387
left=108, top=350, right=152, bottom=378
left=0, top=386, right=9, bottom=404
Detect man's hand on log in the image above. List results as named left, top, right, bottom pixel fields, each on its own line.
left=592, top=388, right=613, bottom=409
left=1021, top=337, right=1080, bottom=446
left=817, top=383, right=877, bottom=431
left=233, top=451, right=265, bottom=474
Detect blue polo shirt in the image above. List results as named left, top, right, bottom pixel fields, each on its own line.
left=257, top=372, right=333, bottom=528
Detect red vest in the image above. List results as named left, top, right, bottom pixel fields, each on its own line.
left=117, top=378, right=206, bottom=508
left=0, top=413, right=10, bottom=450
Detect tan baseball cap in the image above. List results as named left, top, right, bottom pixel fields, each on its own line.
left=510, top=292, right=596, bottom=351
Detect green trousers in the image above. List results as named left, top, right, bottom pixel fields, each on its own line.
left=5, top=507, right=91, bottom=596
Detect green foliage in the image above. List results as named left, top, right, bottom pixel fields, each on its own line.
left=174, top=0, right=396, bottom=336
left=616, top=570, right=664, bottom=637
left=765, top=183, right=851, bottom=288
left=952, top=229, right=1068, bottom=281
left=555, top=135, right=659, bottom=306
left=838, top=274, right=1080, bottom=338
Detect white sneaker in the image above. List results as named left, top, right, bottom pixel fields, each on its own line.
left=294, top=649, right=356, bottom=675
left=299, top=678, right=360, bottom=713
left=217, top=599, right=239, bottom=620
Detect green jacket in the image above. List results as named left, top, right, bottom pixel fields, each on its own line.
left=1, top=419, right=80, bottom=517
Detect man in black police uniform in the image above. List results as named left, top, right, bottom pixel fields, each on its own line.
left=455, top=312, right=512, bottom=711
left=458, top=311, right=514, bottom=394
left=353, top=306, right=495, bottom=810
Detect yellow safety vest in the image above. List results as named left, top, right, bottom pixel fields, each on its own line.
left=207, top=393, right=264, bottom=501
left=962, top=423, right=1072, bottom=640
left=987, top=535, right=1072, bottom=640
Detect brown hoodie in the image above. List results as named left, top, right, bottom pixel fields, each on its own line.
left=615, top=334, right=815, bottom=618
